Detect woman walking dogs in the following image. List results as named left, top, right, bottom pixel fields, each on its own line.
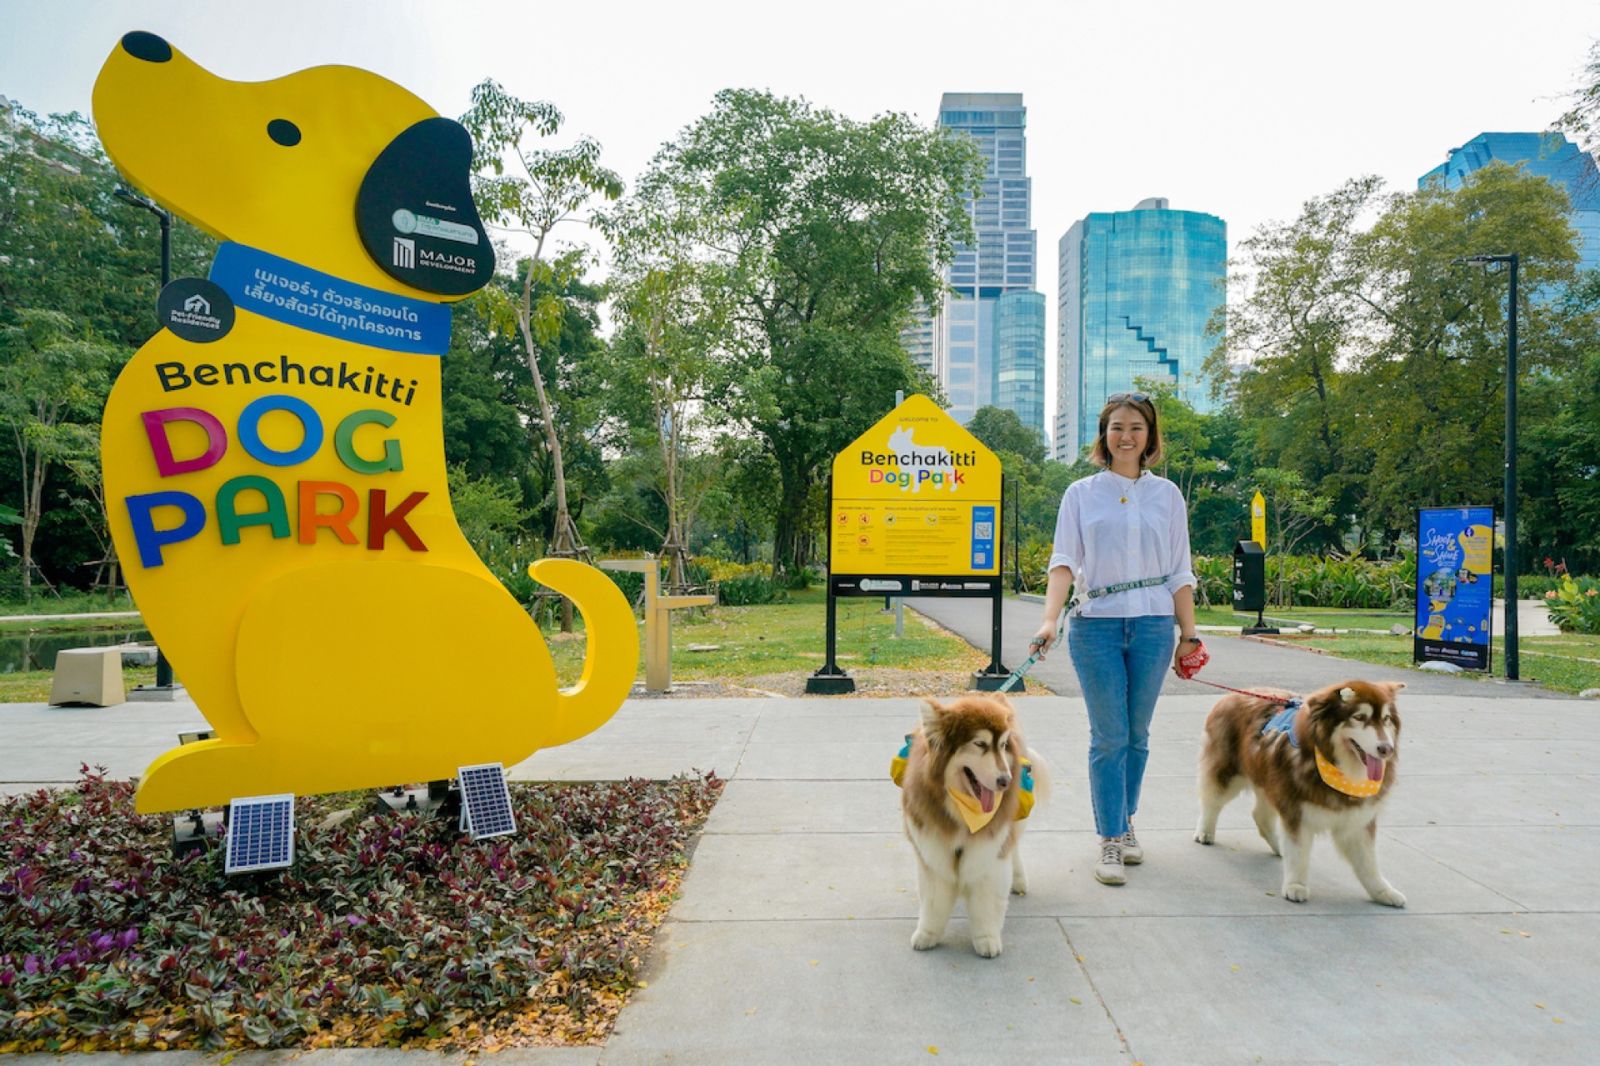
left=1029, top=393, right=1200, bottom=886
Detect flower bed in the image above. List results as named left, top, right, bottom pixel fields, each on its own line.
left=0, top=768, right=722, bottom=1052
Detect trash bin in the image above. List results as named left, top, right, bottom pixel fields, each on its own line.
left=1233, top=540, right=1265, bottom=613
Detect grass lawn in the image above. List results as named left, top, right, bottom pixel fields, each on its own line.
left=545, top=587, right=987, bottom=691
left=1194, top=605, right=1412, bottom=632
left=1255, top=630, right=1600, bottom=696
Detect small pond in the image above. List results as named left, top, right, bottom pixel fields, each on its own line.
left=0, top=627, right=154, bottom=674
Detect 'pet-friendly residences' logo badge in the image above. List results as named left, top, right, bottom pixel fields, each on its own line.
left=157, top=277, right=234, bottom=344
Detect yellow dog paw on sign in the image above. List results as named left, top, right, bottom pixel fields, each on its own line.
left=92, top=32, right=637, bottom=814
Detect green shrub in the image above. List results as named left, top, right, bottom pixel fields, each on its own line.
left=716, top=574, right=789, bottom=606
left=1544, top=575, right=1600, bottom=634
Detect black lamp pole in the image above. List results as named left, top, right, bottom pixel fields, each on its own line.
left=113, top=184, right=175, bottom=691
left=1453, top=252, right=1520, bottom=680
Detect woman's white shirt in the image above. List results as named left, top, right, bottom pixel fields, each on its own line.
left=1047, top=470, right=1197, bottom=618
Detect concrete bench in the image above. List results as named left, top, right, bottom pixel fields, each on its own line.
left=49, top=648, right=126, bottom=707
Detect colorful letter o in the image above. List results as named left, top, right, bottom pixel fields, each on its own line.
left=238, top=394, right=323, bottom=467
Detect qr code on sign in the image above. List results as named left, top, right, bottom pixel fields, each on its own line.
left=974, top=522, right=993, bottom=540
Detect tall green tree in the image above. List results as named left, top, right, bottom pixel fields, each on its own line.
left=460, top=82, right=622, bottom=593
left=966, top=406, right=1047, bottom=465
left=599, top=191, right=731, bottom=587
left=1214, top=166, right=1592, bottom=552
left=1206, top=176, right=1381, bottom=550
left=623, top=89, right=984, bottom=575
left=0, top=311, right=115, bottom=593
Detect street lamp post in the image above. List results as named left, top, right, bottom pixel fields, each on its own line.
left=113, top=185, right=176, bottom=692
left=1453, top=253, right=1520, bottom=680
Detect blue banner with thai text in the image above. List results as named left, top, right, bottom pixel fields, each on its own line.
left=210, top=242, right=450, bottom=356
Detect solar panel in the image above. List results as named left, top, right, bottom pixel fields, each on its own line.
left=457, top=763, right=515, bottom=840
left=225, top=794, right=296, bottom=874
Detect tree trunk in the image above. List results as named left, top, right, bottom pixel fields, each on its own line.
left=518, top=251, right=585, bottom=632
left=771, top=463, right=813, bottom=580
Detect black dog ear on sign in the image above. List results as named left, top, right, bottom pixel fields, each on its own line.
left=356, top=118, right=495, bottom=296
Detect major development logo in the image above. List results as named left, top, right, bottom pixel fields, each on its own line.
left=830, top=395, right=1001, bottom=578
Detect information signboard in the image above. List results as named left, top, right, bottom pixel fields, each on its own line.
left=828, top=394, right=1002, bottom=590
left=1414, top=505, right=1495, bottom=671
left=809, top=396, right=1010, bottom=693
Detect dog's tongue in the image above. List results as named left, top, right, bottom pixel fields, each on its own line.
left=976, top=782, right=996, bottom=813
left=1363, top=753, right=1384, bottom=781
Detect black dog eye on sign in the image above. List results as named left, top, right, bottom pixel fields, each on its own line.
left=158, top=278, right=235, bottom=343
left=356, top=117, right=495, bottom=296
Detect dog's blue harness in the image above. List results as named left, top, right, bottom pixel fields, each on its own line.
left=1260, top=699, right=1303, bottom=747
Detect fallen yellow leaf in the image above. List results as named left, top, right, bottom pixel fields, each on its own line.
left=1069, top=997, right=1082, bottom=1005
left=928, top=1046, right=939, bottom=1055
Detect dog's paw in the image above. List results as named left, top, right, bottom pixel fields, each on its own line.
left=1371, top=886, right=1407, bottom=908
left=971, top=935, right=1003, bottom=959
left=1194, top=827, right=1215, bottom=845
left=910, top=928, right=941, bottom=951
left=1011, top=875, right=1029, bottom=896
left=1283, top=882, right=1310, bottom=903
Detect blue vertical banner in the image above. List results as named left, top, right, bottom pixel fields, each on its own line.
left=970, top=505, right=995, bottom=570
left=1415, top=506, right=1495, bottom=670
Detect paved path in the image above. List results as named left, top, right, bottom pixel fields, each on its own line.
left=5, top=656, right=1597, bottom=1063
left=905, top=593, right=1571, bottom=699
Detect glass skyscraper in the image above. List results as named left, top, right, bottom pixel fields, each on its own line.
left=903, top=93, right=1046, bottom=436
left=1055, top=198, right=1226, bottom=461
left=1418, top=131, right=1600, bottom=273
left=996, top=291, right=1045, bottom=434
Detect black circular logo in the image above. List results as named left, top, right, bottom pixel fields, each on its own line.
left=157, top=278, right=235, bottom=343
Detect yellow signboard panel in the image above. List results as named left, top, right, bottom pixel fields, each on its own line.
left=830, top=395, right=1002, bottom=577
left=93, top=34, right=637, bottom=812
left=1251, top=491, right=1267, bottom=549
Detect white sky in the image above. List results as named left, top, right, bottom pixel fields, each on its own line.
left=4, top=0, right=1597, bottom=431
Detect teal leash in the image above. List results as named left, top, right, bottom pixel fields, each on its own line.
left=995, top=575, right=1170, bottom=695
left=997, top=615, right=1065, bottom=694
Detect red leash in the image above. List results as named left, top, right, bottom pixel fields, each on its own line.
left=1175, top=639, right=1295, bottom=703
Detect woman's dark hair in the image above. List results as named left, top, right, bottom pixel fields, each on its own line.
left=1089, top=394, right=1163, bottom=468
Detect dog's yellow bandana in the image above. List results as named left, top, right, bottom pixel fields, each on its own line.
left=1315, top=749, right=1384, bottom=798
left=945, top=787, right=1000, bottom=833
left=891, top=735, right=1034, bottom=828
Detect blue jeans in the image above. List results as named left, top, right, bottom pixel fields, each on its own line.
left=1068, top=615, right=1176, bottom=838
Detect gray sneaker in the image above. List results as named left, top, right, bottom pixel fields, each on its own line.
left=1120, top=823, right=1144, bottom=865
left=1094, top=838, right=1126, bottom=885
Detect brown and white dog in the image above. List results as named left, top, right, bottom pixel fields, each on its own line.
left=1193, top=680, right=1406, bottom=907
left=900, top=695, right=1047, bottom=957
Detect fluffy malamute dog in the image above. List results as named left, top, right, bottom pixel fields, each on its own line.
left=1194, top=679, right=1406, bottom=907
left=898, top=695, right=1047, bottom=957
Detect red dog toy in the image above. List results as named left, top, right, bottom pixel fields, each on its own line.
left=1177, top=638, right=1210, bottom=679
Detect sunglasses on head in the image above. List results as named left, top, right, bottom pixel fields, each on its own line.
left=1106, top=392, right=1150, bottom=405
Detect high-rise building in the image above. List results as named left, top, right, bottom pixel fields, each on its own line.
left=1418, top=131, right=1600, bottom=272
left=996, top=291, right=1046, bottom=435
left=904, top=93, right=1046, bottom=436
left=1055, top=198, right=1226, bottom=461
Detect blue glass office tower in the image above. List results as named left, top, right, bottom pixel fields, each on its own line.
left=996, top=291, right=1046, bottom=434
left=903, top=93, right=1046, bottom=435
left=1055, top=198, right=1226, bottom=461
left=1418, top=132, right=1600, bottom=272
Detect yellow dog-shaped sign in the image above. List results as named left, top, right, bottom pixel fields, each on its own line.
left=93, top=32, right=636, bottom=813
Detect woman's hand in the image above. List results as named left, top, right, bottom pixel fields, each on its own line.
left=1173, top=634, right=1204, bottom=678
left=1029, top=620, right=1058, bottom=659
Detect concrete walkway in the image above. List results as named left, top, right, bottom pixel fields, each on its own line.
left=906, top=594, right=1572, bottom=698
left=5, top=647, right=1598, bottom=1063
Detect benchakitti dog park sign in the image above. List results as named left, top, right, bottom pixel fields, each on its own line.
left=829, top=394, right=1002, bottom=590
